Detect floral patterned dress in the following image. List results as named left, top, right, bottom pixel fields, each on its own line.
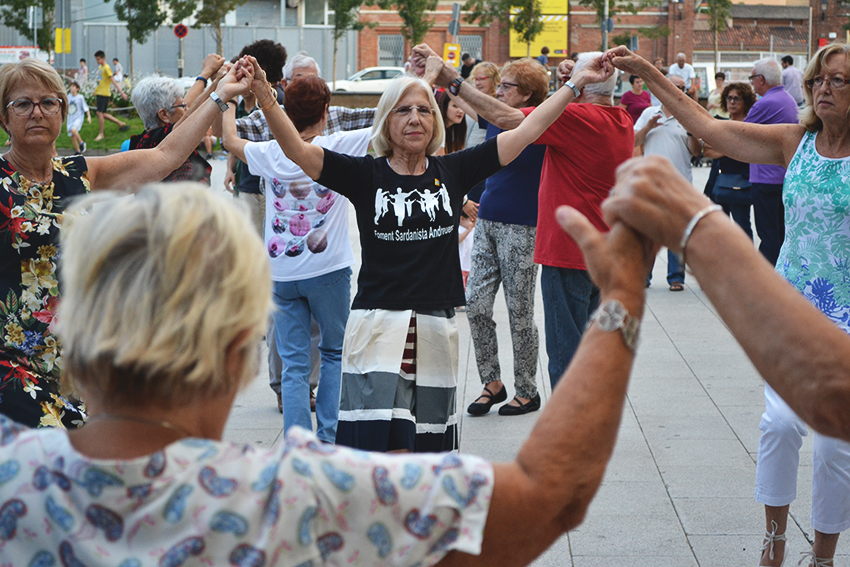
left=0, top=155, right=89, bottom=428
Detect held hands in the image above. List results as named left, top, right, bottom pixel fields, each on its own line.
left=557, top=206, right=656, bottom=298
left=557, top=59, right=575, bottom=85
left=423, top=56, right=458, bottom=88
left=570, top=55, right=614, bottom=90
left=602, top=46, right=648, bottom=78
left=201, top=53, right=226, bottom=79
left=602, top=156, right=715, bottom=253
left=216, top=56, right=254, bottom=101
left=410, top=44, right=441, bottom=77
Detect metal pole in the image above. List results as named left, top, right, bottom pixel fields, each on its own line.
left=602, top=0, right=609, bottom=52
left=807, top=6, right=812, bottom=60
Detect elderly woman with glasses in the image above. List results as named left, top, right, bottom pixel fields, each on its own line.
left=606, top=42, right=850, bottom=567
left=0, top=57, right=253, bottom=431
left=129, top=68, right=225, bottom=185
left=250, top=54, right=614, bottom=453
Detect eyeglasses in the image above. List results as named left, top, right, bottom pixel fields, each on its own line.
left=473, top=76, right=492, bottom=83
left=805, top=76, right=850, bottom=90
left=6, top=98, right=63, bottom=117
left=392, top=105, right=434, bottom=118
left=747, top=74, right=764, bottom=83
left=170, top=103, right=187, bottom=110
left=496, top=81, right=519, bottom=91
left=725, top=95, right=742, bottom=102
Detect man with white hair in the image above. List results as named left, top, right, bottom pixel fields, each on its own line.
left=410, top=45, right=634, bottom=388
left=746, top=57, right=799, bottom=266
left=667, top=52, right=696, bottom=97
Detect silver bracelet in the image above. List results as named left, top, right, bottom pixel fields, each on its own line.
left=564, top=80, right=581, bottom=98
left=677, top=204, right=722, bottom=268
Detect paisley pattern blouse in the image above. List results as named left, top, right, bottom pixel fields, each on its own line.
left=0, top=155, right=89, bottom=428
left=0, top=419, right=494, bottom=566
left=777, top=131, right=850, bottom=330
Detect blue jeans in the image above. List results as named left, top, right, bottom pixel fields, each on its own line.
left=540, top=266, right=599, bottom=389
left=272, top=267, right=351, bottom=443
left=647, top=250, right=685, bottom=286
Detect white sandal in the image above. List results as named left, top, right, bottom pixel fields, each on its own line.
left=798, top=550, right=833, bottom=567
left=759, top=520, right=788, bottom=567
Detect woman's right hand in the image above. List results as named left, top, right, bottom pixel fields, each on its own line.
left=216, top=57, right=254, bottom=102
left=604, top=46, right=651, bottom=79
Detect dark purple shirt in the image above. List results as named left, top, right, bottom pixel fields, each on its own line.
left=743, top=85, right=799, bottom=184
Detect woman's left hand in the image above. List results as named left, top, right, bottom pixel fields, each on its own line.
left=571, top=55, right=614, bottom=89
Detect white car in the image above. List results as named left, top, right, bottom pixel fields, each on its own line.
left=328, top=67, right=405, bottom=93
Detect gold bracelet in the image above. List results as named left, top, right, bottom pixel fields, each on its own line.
left=260, top=86, right=278, bottom=111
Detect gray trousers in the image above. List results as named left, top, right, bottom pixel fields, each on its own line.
left=465, top=219, right=539, bottom=399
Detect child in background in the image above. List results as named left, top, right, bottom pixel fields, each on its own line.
left=66, top=82, right=91, bottom=154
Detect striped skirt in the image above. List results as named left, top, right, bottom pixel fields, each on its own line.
left=335, top=308, right=459, bottom=452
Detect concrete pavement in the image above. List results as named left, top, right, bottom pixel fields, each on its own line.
left=211, top=159, right=848, bottom=566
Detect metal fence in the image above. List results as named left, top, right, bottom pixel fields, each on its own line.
left=378, top=34, right=404, bottom=66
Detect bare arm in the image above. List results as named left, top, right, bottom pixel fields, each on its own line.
left=247, top=56, right=325, bottom=180
left=495, top=57, right=615, bottom=166
left=605, top=46, right=805, bottom=168
left=603, top=156, right=850, bottom=442
left=687, top=133, right=702, bottom=158
left=220, top=103, right=248, bottom=164
left=633, top=113, right=660, bottom=147
left=412, top=44, right=525, bottom=130
left=183, top=54, right=225, bottom=107
left=86, top=61, right=252, bottom=191
left=437, top=207, right=652, bottom=567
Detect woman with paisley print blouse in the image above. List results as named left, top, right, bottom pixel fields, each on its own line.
left=0, top=57, right=254, bottom=429
left=0, top=177, right=653, bottom=566
left=606, top=43, right=850, bottom=567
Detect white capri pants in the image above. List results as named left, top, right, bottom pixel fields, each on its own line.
left=755, top=383, right=850, bottom=533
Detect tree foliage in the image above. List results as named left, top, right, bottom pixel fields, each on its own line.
left=169, top=0, right=249, bottom=54
left=701, top=0, right=731, bottom=67
left=331, top=0, right=375, bottom=87
left=372, top=0, right=437, bottom=47
left=464, top=0, right=544, bottom=56
left=112, top=0, right=165, bottom=45
left=0, top=0, right=54, bottom=54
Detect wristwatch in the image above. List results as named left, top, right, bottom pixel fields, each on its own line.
left=586, top=299, right=640, bottom=352
left=448, top=77, right=464, bottom=96
left=564, top=80, right=581, bottom=98
left=209, top=91, right=229, bottom=112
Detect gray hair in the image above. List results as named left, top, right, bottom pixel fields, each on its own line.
left=131, top=75, right=184, bottom=130
left=574, top=52, right=617, bottom=97
left=753, top=58, right=783, bottom=87
left=677, top=52, right=686, bottom=60
left=370, top=76, right=444, bottom=157
left=284, top=51, right=321, bottom=80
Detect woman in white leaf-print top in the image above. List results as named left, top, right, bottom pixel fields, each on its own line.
left=605, top=42, right=850, bottom=567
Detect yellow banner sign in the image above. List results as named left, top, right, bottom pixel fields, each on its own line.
left=443, top=43, right=461, bottom=68
left=509, top=16, right=568, bottom=58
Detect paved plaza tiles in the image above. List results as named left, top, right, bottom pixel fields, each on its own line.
left=212, top=162, right=849, bottom=566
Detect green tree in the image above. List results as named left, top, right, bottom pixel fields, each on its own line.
left=373, top=0, right=437, bottom=51
left=0, top=0, right=55, bottom=56
left=111, top=0, right=167, bottom=79
left=330, top=0, right=375, bottom=89
left=464, top=0, right=545, bottom=57
left=703, top=0, right=732, bottom=68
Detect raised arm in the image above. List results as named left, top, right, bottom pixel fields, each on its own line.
left=603, top=156, right=850, bottom=442
left=412, top=44, right=525, bottom=130
left=221, top=103, right=248, bottom=163
left=605, top=46, right=804, bottom=167
left=494, top=55, right=613, bottom=166
left=183, top=54, right=225, bottom=107
left=85, top=60, right=252, bottom=191
left=247, top=56, right=325, bottom=180
left=438, top=202, right=653, bottom=567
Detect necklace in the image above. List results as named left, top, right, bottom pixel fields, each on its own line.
left=86, top=414, right=193, bottom=439
left=5, top=154, right=52, bottom=185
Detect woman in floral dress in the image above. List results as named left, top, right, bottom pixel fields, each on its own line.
left=0, top=57, right=254, bottom=428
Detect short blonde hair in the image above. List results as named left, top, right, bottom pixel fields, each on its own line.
left=57, top=183, right=271, bottom=408
left=0, top=58, right=68, bottom=124
left=470, top=62, right=501, bottom=97
left=799, top=43, right=850, bottom=132
left=371, top=76, right=444, bottom=158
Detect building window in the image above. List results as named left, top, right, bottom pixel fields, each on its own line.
left=304, top=0, right=333, bottom=25
left=458, top=35, right=482, bottom=60
left=378, top=34, right=405, bottom=66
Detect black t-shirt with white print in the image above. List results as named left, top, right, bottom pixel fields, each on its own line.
left=318, top=137, right=501, bottom=311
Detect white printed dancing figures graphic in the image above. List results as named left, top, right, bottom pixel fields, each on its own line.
left=374, top=184, right=452, bottom=226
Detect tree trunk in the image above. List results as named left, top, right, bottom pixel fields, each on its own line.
left=214, top=23, right=223, bottom=55
left=332, top=38, right=338, bottom=91
left=129, top=41, right=134, bottom=80
left=713, top=10, right=719, bottom=69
